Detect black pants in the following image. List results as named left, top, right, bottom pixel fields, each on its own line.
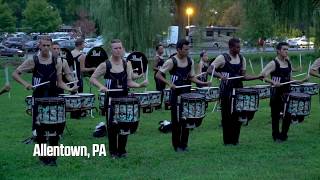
left=270, top=96, right=291, bottom=140
left=107, top=122, right=128, bottom=155
left=154, top=74, right=165, bottom=108
left=220, top=97, right=242, bottom=145
left=106, top=104, right=128, bottom=155
left=170, top=89, right=190, bottom=150
left=35, top=123, right=65, bottom=161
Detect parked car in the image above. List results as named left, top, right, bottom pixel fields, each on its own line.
left=2, top=37, right=26, bottom=50
left=54, top=40, right=75, bottom=51
left=24, top=40, right=39, bottom=52
left=296, top=38, right=314, bottom=48
left=0, top=45, right=25, bottom=57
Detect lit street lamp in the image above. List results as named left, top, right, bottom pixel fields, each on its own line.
left=186, top=7, right=194, bottom=28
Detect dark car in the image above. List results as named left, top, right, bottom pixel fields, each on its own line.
left=24, top=40, right=39, bottom=52
left=2, top=37, right=26, bottom=50
left=0, top=45, right=25, bottom=57
left=55, top=40, right=75, bottom=51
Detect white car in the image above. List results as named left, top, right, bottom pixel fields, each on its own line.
left=296, top=39, right=314, bottom=48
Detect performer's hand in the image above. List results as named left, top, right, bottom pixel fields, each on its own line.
left=25, top=83, right=33, bottom=90
left=205, top=81, right=212, bottom=87
left=220, top=76, right=228, bottom=81
left=272, top=81, right=281, bottom=87
left=69, top=85, right=79, bottom=93
left=140, top=80, right=149, bottom=87
left=99, top=86, right=109, bottom=93
left=170, top=83, right=176, bottom=90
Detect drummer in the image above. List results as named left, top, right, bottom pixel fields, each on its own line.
left=260, top=42, right=307, bottom=142
left=156, top=39, right=210, bottom=152
left=153, top=44, right=166, bottom=109
left=309, top=57, right=320, bottom=78
left=208, top=38, right=263, bottom=146
left=90, top=39, right=148, bottom=158
left=196, top=50, right=209, bottom=88
left=51, top=41, right=77, bottom=94
left=12, top=36, right=78, bottom=166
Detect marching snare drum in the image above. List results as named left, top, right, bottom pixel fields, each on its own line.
left=301, top=83, right=319, bottom=95
left=233, top=88, right=259, bottom=112
left=78, top=93, right=95, bottom=110
left=164, top=89, right=171, bottom=110
left=59, top=94, right=82, bottom=112
left=290, top=84, right=302, bottom=93
left=253, top=85, right=271, bottom=99
left=34, top=98, right=66, bottom=125
left=196, top=87, right=220, bottom=102
left=285, top=92, right=311, bottom=116
left=146, top=91, right=161, bottom=107
left=98, top=93, right=105, bottom=109
left=25, top=95, right=32, bottom=115
left=180, top=93, right=206, bottom=128
left=133, top=92, right=150, bottom=108
left=110, top=97, right=140, bottom=135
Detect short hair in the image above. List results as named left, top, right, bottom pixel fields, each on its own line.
left=39, top=36, right=52, bottom=44
left=111, top=39, right=122, bottom=44
left=200, top=50, right=206, bottom=58
left=156, top=44, right=163, bottom=51
left=276, top=42, right=289, bottom=50
left=176, top=39, right=189, bottom=50
left=52, top=41, right=60, bottom=46
left=75, top=38, right=84, bottom=47
left=228, top=38, right=240, bottom=48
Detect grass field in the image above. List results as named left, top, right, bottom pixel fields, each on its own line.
left=1, top=53, right=320, bottom=179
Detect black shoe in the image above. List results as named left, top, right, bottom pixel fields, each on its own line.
left=175, top=147, right=184, bottom=152
left=47, top=159, right=57, bottom=166
left=110, top=153, right=118, bottom=159
left=39, top=157, right=50, bottom=165
left=118, top=153, right=127, bottom=158
left=182, top=147, right=189, bottom=152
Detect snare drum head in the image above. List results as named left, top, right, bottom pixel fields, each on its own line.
left=181, top=93, right=205, bottom=100
left=78, top=93, right=94, bottom=96
left=146, top=91, right=161, bottom=94
left=64, top=95, right=81, bottom=98
left=235, top=88, right=258, bottom=94
left=35, top=97, right=65, bottom=104
left=255, top=85, right=270, bottom=88
left=289, top=92, right=311, bottom=99
left=302, top=82, right=317, bottom=86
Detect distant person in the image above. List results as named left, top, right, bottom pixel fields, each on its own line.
left=153, top=44, right=166, bottom=109
left=196, top=51, right=209, bottom=87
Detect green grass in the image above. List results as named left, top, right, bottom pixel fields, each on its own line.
left=1, top=57, right=320, bottom=180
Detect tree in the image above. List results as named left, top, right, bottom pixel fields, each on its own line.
left=73, top=9, right=96, bottom=37
left=240, top=0, right=274, bottom=46
left=22, top=0, right=62, bottom=33
left=3, top=0, right=27, bottom=28
left=219, top=1, right=242, bottom=27
left=0, top=0, right=16, bottom=32
left=90, top=0, right=171, bottom=52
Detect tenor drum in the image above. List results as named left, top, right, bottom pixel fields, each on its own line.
left=180, top=93, right=206, bottom=128
left=59, top=94, right=82, bottom=112
left=110, top=97, right=140, bottom=135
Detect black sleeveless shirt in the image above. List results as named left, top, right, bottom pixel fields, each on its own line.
left=104, top=60, right=128, bottom=97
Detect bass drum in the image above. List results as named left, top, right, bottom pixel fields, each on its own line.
left=126, top=51, right=148, bottom=75
left=85, top=46, right=108, bottom=76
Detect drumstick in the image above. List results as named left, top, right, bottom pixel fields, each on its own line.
left=210, top=65, right=215, bottom=82
left=307, top=61, right=311, bottom=78
left=249, top=58, right=255, bottom=73
left=271, top=80, right=297, bottom=87
left=32, top=81, right=50, bottom=88
left=175, top=85, right=192, bottom=89
left=66, top=80, right=79, bottom=85
left=145, top=65, right=148, bottom=92
left=220, top=76, right=244, bottom=80
left=98, top=89, right=123, bottom=92
left=4, top=66, right=11, bottom=99
left=299, top=53, right=302, bottom=70
left=260, top=56, right=264, bottom=71
left=292, top=73, right=306, bottom=78
left=196, top=72, right=206, bottom=77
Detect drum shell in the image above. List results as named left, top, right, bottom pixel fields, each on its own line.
left=301, top=83, right=319, bottom=95
left=25, top=95, right=33, bottom=113
left=196, top=87, right=219, bottom=101
left=59, top=94, right=82, bottom=111
left=34, top=98, right=66, bottom=125
left=233, top=88, right=259, bottom=112
left=132, top=93, right=150, bottom=107
left=286, top=92, right=311, bottom=116
left=250, top=85, right=270, bottom=99
left=146, top=91, right=161, bottom=107
left=180, top=93, right=206, bottom=120
left=78, top=93, right=95, bottom=110
left=110, top=97, right=140, bottom=134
